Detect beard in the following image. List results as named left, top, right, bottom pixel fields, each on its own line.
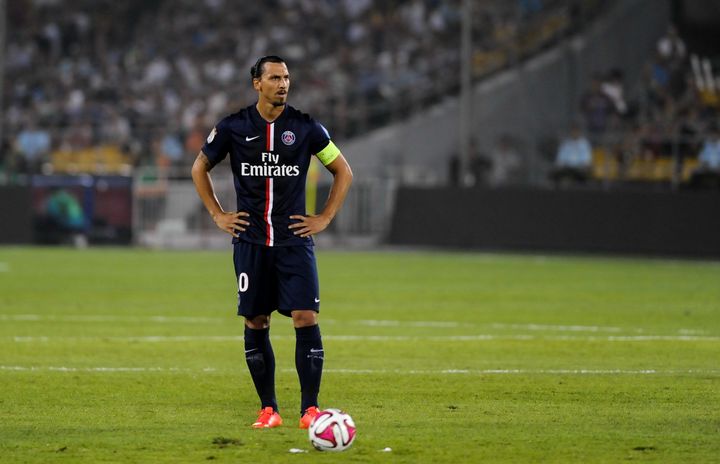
left=272, top=91, right=288, bottom=107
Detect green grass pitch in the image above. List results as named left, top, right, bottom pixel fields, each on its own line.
left=0, top=247, right=718, bottom=463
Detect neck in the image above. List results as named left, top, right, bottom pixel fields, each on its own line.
left=256, top=100, right=285, bottom=123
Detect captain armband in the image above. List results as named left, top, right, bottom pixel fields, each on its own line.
left=315, top=141, right=341, bottom=166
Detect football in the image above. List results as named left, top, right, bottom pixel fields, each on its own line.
left=308, top=408, right=356, bottom=452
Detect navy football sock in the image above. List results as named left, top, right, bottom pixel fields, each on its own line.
left=244, top=326, right=278, bottom=411
left=295, top=324, right=324, bottom=415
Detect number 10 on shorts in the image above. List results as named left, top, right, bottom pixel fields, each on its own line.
left=238, top=272, right=249, bottom=292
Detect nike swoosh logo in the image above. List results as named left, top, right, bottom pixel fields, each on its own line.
left=314, top=298, right=320, bottom=303
left=245, top=348, right=257, bottom=354
left=310, top=348, right=324, bottom=353
left=245, top=135, right=260, bottom=141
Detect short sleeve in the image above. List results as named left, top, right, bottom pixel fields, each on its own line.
left=308, top=121, right=331, bottom=156
left=201, top=118, right=232, bottom=167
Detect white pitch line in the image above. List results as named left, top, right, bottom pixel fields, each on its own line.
left=15, top=335, right=247, bottom=343
left=9, top=333, right=720, bottom=343
left=0, top=365, right=217, bottom=373
left=314, top=368, right=720, bottom=375
left=0, top=314, right=465, bottom=328
left=357, top=319, right=463, bottom=328
left=678, top=329, right=707, bottom=335
left=0, top=315, right=42, bottom=321
left=0, top=314, right=223, bottom=324
left=490, top=323, right=627, bottom=333
left=0, top=315, right=466, bottom=328
left=1, top=365, right=718, bottom=376
left=4, top=314, right=703, bottom=337
left=605, top=335, right=719, bottom=341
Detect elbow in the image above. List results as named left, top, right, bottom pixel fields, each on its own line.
left=190, top=160, right=206, bottom=184
left=343, top=162, right=354, bottom=184
left=191, top=153, right=207, bottom=173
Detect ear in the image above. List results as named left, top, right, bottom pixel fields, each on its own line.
left=252, top=78, right=261, bottom=91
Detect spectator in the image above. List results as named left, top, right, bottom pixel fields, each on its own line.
left=3, top=0, right=596, bottom=176
left=646, top=57, right=671, bottom=110
left=580, top=76, right=614, bottom=141
left=62, top=122, right=93, bottom=151
left=101, top=109, right=132, bottom=145
left=697, top=126, right=720, bottom=171
left=15, top=122, right=51, bottom=173
left=184, top=117, right=208, bottom=161
left=551, top=125, right=593, bottom=186
left=657, top=25, right=686, bottom=64
left=156, top=129, right=185, bottom=174
left=689, top=125, right=720, bottom=189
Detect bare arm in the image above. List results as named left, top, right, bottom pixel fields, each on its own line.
left=191, top=152, right=249, bottom=237
left=289, top=153, right=353, bottom=238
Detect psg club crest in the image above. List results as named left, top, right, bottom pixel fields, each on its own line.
left=281, top=130, right=296, bottom=146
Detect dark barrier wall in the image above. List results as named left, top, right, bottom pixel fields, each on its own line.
left=0, top=186, right=34, bottom=244
left=389, top=188, right=720, bottom=257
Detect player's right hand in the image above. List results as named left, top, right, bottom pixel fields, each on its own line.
left=213, top=211, right=250, bottom=237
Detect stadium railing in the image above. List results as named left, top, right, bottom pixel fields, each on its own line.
left=131, top=166, right=393, bottom=249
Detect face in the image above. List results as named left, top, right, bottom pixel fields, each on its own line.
left=253, top=62, right=290, bottom=107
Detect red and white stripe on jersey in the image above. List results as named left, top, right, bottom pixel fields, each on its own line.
left=266, top=122, right=275, bottom=151
left=264, top=177, right=274, bottom=246
left=264, top=122, right=275, bottom=246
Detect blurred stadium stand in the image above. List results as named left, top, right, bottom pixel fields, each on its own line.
left=1, top=0, right=719, bottom=251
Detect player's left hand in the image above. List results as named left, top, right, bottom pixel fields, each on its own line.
left=288, top=214, right=331, bottom=238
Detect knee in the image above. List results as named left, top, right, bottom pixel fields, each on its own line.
left=245, top=315, right=270, bottom=329
left=292, top=310, right=317, bottom=328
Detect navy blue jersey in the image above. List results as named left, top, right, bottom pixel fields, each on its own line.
left=202, top=104, right=333, bottom=247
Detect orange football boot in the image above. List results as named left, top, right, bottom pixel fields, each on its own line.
left=252, top=407, right=283, bottom=428
left=299, top=406, right=320, bottom=429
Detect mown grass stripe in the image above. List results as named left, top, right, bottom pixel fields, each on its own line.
left=2, top=365, right=719, bottom=376
left=9, top=334, right=720, bottom=343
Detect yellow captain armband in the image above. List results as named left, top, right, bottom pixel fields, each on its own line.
left=315, top=141, right=341, bottom=166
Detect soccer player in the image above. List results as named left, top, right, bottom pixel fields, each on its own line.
left=191, top=56, right=353, bottom=429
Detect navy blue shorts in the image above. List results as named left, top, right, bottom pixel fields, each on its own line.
left=232, top=241, right=320, bottom=318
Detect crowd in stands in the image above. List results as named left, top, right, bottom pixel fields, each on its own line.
left=551, top=24, right=720, bottom=187
left=2, top=0, right=600, bottom=178
left=13, top=1, right=717, bottom=188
